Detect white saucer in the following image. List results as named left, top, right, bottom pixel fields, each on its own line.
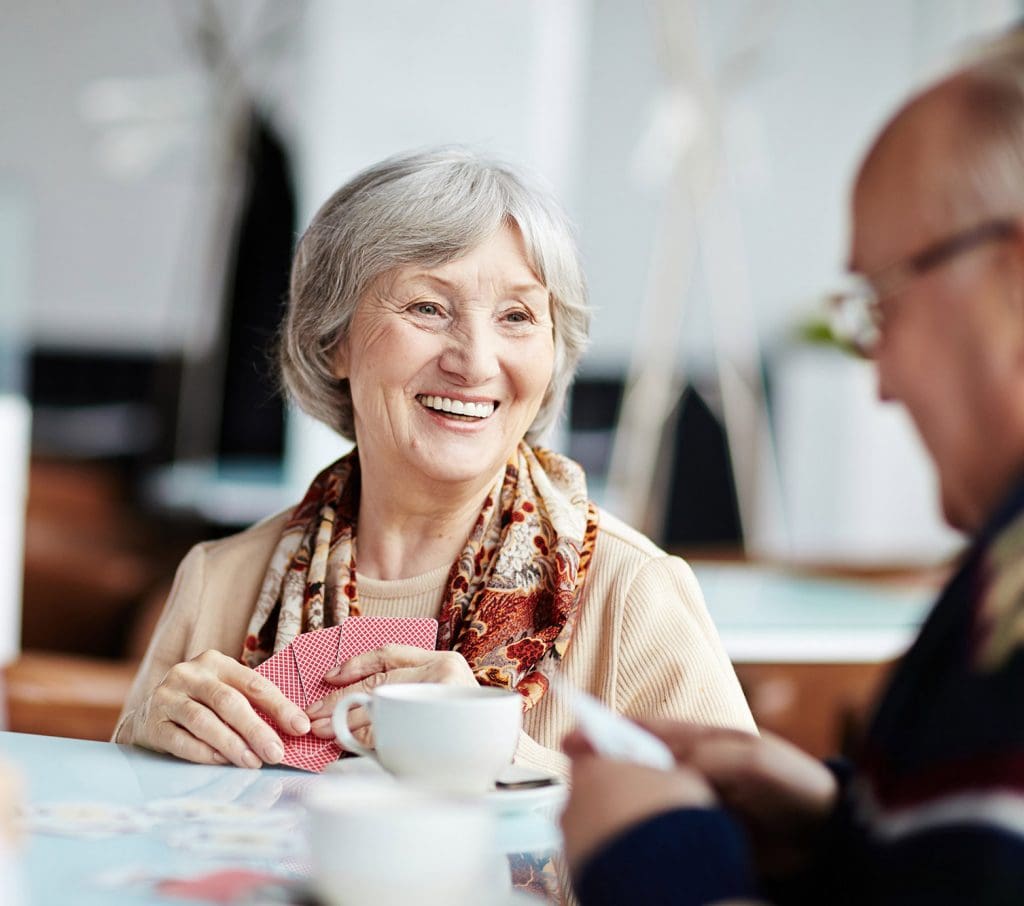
left=324, top=757, right=567, bottom=817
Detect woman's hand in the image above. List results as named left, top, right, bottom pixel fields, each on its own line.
left=561, top=730, right=717, bottom=870
left=119, top=650, right=311, bottom=768
left=305, top=646, right=477, bottom=742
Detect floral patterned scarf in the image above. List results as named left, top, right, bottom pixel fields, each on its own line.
left=242, top=442, right=599, bottom=710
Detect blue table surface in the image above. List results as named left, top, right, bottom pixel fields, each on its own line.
left=0, top=731, right=561, bottom=905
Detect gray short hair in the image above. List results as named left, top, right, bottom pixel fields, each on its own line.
left=942, top=31, right=1024, bottom=223
left=280, top=147, right=589, bottom=443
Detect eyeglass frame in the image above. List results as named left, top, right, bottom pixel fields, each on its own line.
left=827, top=217, right=1021, bottom=356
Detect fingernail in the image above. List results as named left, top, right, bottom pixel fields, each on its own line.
left=242, top=749, right=262, bottom=769
left=264, top=741, right=284, bottom=763
left=306, top=703, right=324, bottom=719
left=324, top=667, right=340, bottom=680
left=291, top=714, right=311, bottom=735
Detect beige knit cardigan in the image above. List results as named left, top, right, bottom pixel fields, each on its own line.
left=115, top=507, right=754, bottom=776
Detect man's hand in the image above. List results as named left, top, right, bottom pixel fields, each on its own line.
left=642, top=720, right=838, bottom=877
left=561, top=731, right=717, bottom=870
left=120, top=650, right=311, bottom=768
left=305, top=645, right=477, bottom=743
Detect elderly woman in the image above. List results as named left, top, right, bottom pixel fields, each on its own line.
left=114, top=148, right=753, bottom=775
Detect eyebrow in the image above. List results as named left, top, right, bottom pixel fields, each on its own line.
left=404, top=273, right=548, bottom=298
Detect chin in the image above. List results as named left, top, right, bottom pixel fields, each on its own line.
left=411, top=447, right=507, bottom=487
left=939, top=486, right=978, bottom=535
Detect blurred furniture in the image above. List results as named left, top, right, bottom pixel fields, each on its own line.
left=734, top=660, right=892, bottom=759
left=21, top=459, right=166, bottom=659
left=3, top=652, right=136, bottom=741
left=9, top=458, right=194, bottom=740
left=693, top=562, right=938, bottom=758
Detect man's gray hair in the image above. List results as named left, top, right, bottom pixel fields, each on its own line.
left=279, top=147, right=589, bottom=443
left=947, top=31, right=1024, bottom=222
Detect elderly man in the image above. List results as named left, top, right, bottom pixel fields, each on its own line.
left=561, top=34, right=1024, bottom=906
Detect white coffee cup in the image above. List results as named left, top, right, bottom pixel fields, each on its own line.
left=332, top=683, right=523, bottom=795
left=306, top=777, right=504, bottom=906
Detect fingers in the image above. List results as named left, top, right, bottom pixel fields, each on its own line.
left=207, top=654, right=311, bottom=737
left=326, top=644, right=433, bottom=685
left=160, top=696, right=263, bottom=769
left=309, top=703, right=370, bottom=740
left=136, top=650, right=313, bottom=769
left=310, top=651, right=476, bottom=722
left=150, top=712, right=231, bottom=766
left=637, top=719, right=754, bottom=763
left=562, top=729, right=596, bottom=758
left=174, top=659, right=288, bottom=766
left=306, top=667, right=402, bottom=722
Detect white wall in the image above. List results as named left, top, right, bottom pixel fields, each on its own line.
left=5, top=0, right=1017, bottom=362
left=0, top=0, right=301, bottom=355
left=576, top=0, right=1020, bottom=372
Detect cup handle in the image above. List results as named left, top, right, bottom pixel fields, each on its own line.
left=332, top=691, right=377, bottom=760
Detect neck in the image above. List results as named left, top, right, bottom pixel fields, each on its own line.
left=354, top=460, right=503, bottom=580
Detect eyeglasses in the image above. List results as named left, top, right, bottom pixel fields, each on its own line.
left=827, top=218, right=1019, bottom=356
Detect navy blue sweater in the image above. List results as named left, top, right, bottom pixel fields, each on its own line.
left=575, top=476, right=1024, bottom=905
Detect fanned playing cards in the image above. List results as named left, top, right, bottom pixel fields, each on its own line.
left=254, top=617, right=438, bottom=772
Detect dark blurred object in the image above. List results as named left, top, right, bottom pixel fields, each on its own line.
left=568, top=376, right=624, bottom=478
left=662, top=388, right=742, bottom=549
left=569, top=376, right=742, bottom=550
left=29, top=350, right=181, bottom=464
left=215, top=112, right=294, bottom=461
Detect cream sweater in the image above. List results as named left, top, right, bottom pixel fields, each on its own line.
left=115, top=507, right=754, bottom=775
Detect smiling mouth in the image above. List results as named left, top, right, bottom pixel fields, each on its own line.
left=416, top=394, right=497, bottom=420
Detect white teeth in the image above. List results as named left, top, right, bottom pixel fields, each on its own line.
left=417, top=395, right=495, bottom=419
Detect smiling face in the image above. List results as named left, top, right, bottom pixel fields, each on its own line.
left=333, top=222, right=555, bottom=496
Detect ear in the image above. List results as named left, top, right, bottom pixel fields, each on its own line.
left=331, top=335, right=350, bottom=381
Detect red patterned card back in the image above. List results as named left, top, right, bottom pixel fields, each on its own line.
left=290, top=626, right=342, bottom=709
left=255, top=645, right=304, bottom=706
left=253, top=618, right=437, bottom=773
left=336, top=617, right=438, bottom=665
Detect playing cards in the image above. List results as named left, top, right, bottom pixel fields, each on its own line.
left=255, top=617, right=438, bottom=772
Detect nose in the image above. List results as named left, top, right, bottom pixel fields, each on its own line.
left=438, top=315, right=501, bottom=385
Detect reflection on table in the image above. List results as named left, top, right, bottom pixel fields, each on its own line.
left=0, top=732, right=565, bottom=905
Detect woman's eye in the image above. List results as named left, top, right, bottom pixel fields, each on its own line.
left=504, top=310, right=531, bottom=324
left=413, top=302, right=441, bottom=316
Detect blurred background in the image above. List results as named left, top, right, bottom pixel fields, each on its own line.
left=1, top=0, right=1018, bottom=757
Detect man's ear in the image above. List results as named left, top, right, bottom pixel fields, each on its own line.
left=331, top=337, right=349, bottom=381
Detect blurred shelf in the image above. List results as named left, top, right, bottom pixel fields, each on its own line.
left=692, top=562, right=936, bottom=664
left=145, top=458, right=297, bottom=527
left=3, top=651, right=136, bottom=741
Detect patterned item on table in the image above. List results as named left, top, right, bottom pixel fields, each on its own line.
left=242, top=442, right=599, bottom=711
left=255, top=619, right=439, bottom=773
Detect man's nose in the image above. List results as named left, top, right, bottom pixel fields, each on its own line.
left=439, top=317, right=501, bottom=384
